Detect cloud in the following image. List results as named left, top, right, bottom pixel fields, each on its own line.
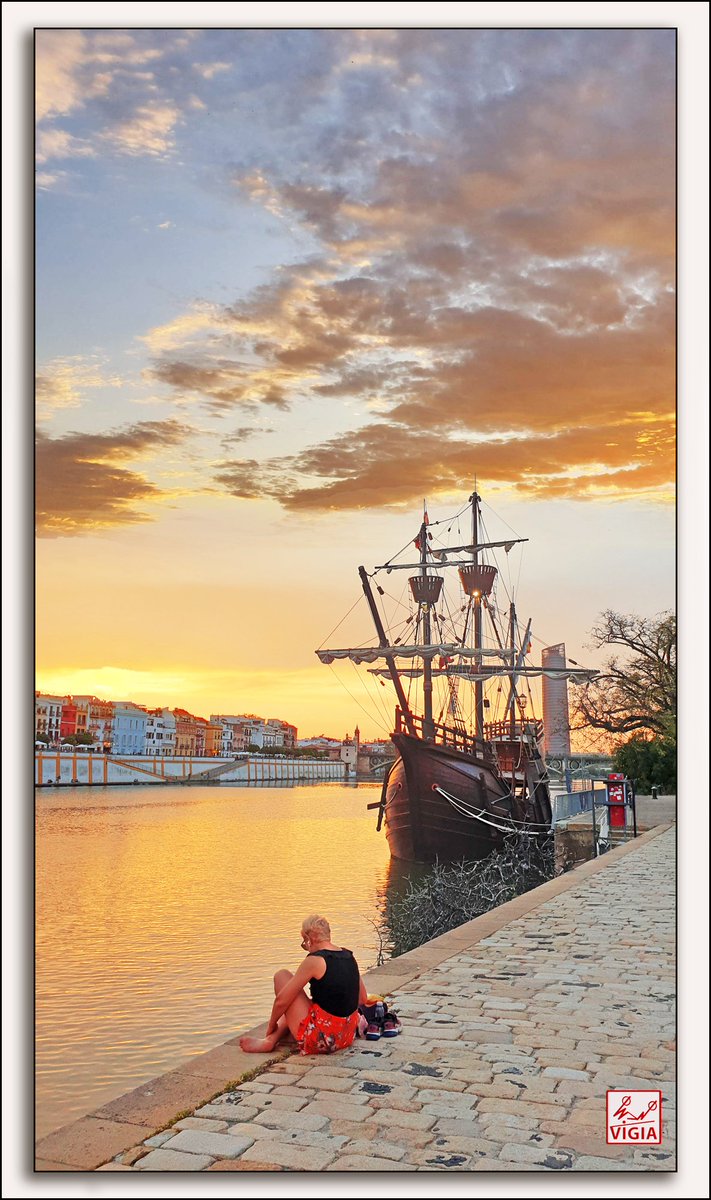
left=200, top=30, right=675, bottom=510
left=35, top=170, right=67, bottom=191
left=36, top=356, right=123, bottom=420
left=36, top=419, right=191, bottom=535
left=36, top=29, right=675, bottom=515
left=35, top=30, right=192, bottom=166
left=36, top=127, right=95, bottom=164
left=35, top=30, right=89, bottom=121
left=101, top=104, right=181, bottom=157
left=193, top=61, right=232, bottom=80
left=213, top=458, right=293, bottom=501
left=219, top=426, right=274, bottom=448
left=216, top=415, right=674, bottom=512
left=139, top=304, right=224, bottom=354
left=148, top=359, right=289, bottom=414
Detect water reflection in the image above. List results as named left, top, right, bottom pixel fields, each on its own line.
left=36, top=781, right=394, bottom=1139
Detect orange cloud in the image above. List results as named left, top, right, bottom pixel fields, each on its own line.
left=36, top=420, right=191, bottom=535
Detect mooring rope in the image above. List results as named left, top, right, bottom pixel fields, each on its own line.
left=434, top=784, right=553, bottom=832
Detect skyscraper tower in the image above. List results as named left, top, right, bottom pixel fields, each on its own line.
left=541, top=643, right=571, bottom=757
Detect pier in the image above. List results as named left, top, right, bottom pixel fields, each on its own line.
left=35, top=808, right=676, bottom=1173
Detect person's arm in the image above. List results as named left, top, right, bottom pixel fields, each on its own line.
left=265, top=956, right=325, bottom=1035
left=358, top=975, right=368, bottom=1007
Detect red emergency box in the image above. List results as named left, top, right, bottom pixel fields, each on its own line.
left=607, top=773, right=627, bottom=828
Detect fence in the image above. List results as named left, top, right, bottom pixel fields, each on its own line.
left=552, top=778, right=637, bottom=858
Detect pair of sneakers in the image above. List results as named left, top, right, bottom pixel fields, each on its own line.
left=359, top=999, right=401, bottom=1040
left=368, top=1011, right=401, bottom=1039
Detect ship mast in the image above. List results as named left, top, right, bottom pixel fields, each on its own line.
left=358, top=566, right=417, bottom=737
left=471, top=491, right=484, bottom=739
left=418, top=509, right=435, bottom=741
left=508, top=601, right=517, bottom=738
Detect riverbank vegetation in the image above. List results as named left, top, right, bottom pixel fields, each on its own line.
left=378, top=831, right=555, bottom=957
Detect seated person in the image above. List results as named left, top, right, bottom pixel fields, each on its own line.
left=239, top=913, right=368, bottom=1055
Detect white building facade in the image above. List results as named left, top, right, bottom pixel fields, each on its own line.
left=144, top=708, right=177, bottom=756
left=35, top=694, right=64, bottom=744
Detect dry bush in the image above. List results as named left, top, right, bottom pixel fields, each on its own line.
left=380, top=831, right=555, bottom=957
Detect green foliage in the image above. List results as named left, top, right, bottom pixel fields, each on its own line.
left=613, top=734, right=676, bottom=794
left=379, top=832, right=555, bottom=957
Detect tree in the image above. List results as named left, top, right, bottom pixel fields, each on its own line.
left=571, top=610, right=676, bottom=743
left=613, top=735, right=676, bottom=794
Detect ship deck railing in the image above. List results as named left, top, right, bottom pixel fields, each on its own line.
left=395, top=708, right=497, bottom=764
left=483, top=719, right=544, bottom=743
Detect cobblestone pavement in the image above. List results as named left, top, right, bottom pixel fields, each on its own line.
left=80, top=827, right=678, bottom=1172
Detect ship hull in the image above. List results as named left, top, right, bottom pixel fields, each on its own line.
left=381, top=733, right=547, bottom=863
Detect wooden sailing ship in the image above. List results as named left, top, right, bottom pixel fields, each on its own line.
left=317, top=490, right=597, bottom=863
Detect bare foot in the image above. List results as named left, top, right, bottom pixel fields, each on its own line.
left=239, top=1035, right=276, bottom=1054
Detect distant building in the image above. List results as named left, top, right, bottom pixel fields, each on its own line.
left=340, top=727, right=360, bottom=768
left=216, top=720, right=234, bottom=757
left=210, top=714, right=297, bottom=752
left=173, top=709, right=202, bottom=756
left=112, top=702, right=148, bottom=756
left=35, top=694, right=299, bottom=759
left=360, top=738, right=391, bottom=755
left=209, top=717, right=236, bottom=757
left=72, top=695, right=114, bottom=750
left=204, top=719, right=224, bottom=757
left=35, top=693, right=64, bottom=745
left=264, top=718, right=298, bottom=749
left=144, top=708, right=176, bottom=756
left=59, top=697, right=78, bottom=741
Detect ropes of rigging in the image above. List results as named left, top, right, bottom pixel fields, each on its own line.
left=433, top=785, right=554, bottom=832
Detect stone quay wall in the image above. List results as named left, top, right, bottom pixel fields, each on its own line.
left=35, top=752, right=346, bottom=788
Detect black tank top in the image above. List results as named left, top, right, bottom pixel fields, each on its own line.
left=308, top=948, right=360, bottom=1018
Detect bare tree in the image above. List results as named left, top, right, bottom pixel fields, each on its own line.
left=571, top=610, right=676, bottom=742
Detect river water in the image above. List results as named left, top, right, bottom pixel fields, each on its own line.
left=35, top=781, right=423, bottom=1140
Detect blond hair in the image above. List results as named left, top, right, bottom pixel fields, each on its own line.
left=301, top=914, right=331, bottom=941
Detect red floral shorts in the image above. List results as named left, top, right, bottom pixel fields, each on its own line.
left=296, top=1003, right=358, bottom=1056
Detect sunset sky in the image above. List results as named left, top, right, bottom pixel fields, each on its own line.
left=35, top=25, right=677, bottom=739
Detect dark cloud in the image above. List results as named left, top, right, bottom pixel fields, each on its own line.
left=213, top=457, right=293, bottom=501
left=148, top=359, right=289, bottom=413
left=219, top=425, right=274, bottom=448
left=36, top=419, right=190, bottom=535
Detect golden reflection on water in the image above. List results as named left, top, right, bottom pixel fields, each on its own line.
left=36, top=782, right=421, bottom=1139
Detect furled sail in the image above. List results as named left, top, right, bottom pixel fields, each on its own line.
left=367, top=665, right=598, bottom=681
left=375, top=538, right=527, bottom=570
left=316, top=645, right=516, bottom=665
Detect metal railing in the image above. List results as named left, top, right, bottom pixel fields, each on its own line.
left=552, top=777, right=637, bottom=856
